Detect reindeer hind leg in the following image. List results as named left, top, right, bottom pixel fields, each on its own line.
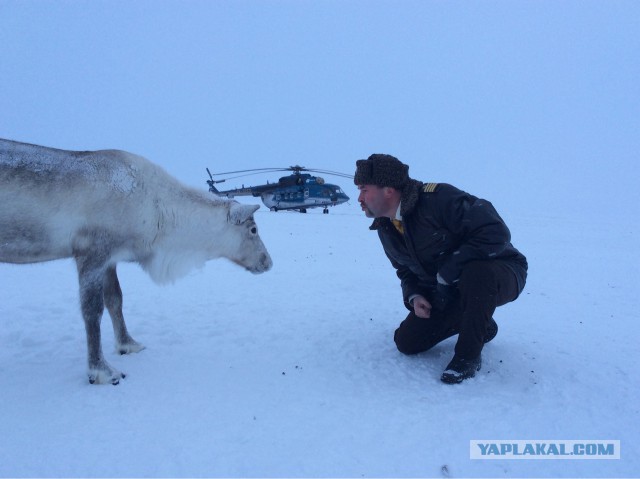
left=104, top=265, right=145, bottom=355
left=76, top=255, right=124, bottom=385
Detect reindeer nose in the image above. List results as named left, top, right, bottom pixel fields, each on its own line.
left=249, top=253, right=273, bottom=274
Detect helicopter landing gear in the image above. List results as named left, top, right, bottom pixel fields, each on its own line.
left=323, top=207, right=329, bottom=214
left=300, top=208, right=307, bottom=213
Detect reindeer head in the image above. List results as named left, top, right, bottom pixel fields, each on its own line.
left=226, top=203, right=273, bottom=274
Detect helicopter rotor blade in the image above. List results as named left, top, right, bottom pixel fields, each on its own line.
left=208, top=165, right=353, bottom=181
left=282, top=165, right=353, bottom=178
left=302, top=168, right=354, bottom=179
left=208, top=167, right=298, bottom=183
left=209, top=167, right=288, bottom=176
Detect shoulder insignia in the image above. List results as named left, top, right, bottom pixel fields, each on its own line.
left=422, top=183, right=439, bottom=193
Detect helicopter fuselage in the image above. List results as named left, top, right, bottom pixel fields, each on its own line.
left=213, top=173, right=349, bottom=213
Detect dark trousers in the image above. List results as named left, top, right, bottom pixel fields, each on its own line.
left=394, top=260, right=524, bottom=360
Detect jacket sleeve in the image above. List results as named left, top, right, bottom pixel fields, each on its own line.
left=383, top=249, right=421, bottom=309
left=377, top=226, right=424, bottom=310
left=435, top=185, right=513, bottom=284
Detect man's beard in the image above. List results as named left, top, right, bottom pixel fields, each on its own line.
left=360, top=202, right=376, bottom=218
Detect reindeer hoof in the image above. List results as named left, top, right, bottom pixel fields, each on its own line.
left=116, top=341, right=145, bottom=355
left=88, top=365, right=126, bottom=385
left=111, top=372, right=126, bottom=385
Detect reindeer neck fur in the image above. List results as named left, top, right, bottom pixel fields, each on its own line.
left=142, top=181, right=235, bottom=284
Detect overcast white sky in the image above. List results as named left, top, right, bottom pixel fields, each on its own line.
left=1, top=0, right=638, bottom=216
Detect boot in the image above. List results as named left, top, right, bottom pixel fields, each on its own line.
left=441, top=354, right=482, bottom=384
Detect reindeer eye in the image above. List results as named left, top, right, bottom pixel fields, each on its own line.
left=251, top=227, right=257, bottom=234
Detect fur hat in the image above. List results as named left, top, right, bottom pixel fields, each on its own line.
left=354, top=154, right=410, bottom=190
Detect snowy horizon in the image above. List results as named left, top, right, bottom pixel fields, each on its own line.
left=1, top=1, right=639, bottom=477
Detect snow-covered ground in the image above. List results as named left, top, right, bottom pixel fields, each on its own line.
left=0, top=197, right=638, bottom=477
left=1, top=1, right=639, bottom=477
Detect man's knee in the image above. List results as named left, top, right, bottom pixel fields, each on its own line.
left=394, top=313, right=456, bottom=355
left=394, top=326, right=425, bottom=355
left=458, top=261, right=496, bottom=292
left=458, top=260, right=520, bottom=306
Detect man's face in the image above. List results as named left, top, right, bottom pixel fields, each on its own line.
left=357, top=184, right=389, bottom=218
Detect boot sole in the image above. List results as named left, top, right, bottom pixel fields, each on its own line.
left=441, top=363, right=482, bottom=384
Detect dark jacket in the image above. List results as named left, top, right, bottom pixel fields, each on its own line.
left=370, top=180, right=528, bottom=309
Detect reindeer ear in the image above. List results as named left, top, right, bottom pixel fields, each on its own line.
left=229, top=203, right=260, bottom=224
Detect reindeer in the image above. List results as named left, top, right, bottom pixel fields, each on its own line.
left=0, top=139, right=272, bottom=384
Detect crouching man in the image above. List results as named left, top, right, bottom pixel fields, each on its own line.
left=355, top=154, right=527, bottom=384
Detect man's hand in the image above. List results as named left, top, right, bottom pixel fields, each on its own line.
left=411, top=295, right=433, bottom=319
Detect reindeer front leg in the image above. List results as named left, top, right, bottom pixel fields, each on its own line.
left=103, top=265, right=145, bottom=355
left=76, top=255, right=124, bottom=385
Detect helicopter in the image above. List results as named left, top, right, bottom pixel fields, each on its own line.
left=206, top=165, right=352, bottom=213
